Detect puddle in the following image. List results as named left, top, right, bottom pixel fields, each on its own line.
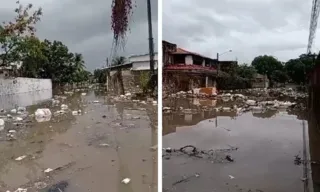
left=0, top=89, right=157, bottom=192
left=163, top=97, right=306, bottom=192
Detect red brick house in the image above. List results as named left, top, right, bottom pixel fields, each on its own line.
left=163, top=40, right=218, bottom=93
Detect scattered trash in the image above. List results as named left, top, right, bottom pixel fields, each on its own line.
left=14, top=188, right=27, bottom=192
left=17, top=107, right=26, bottom=112
left=8, top=130, right=16, bottom=133
left=225, top=155, right=234, bottom=162
left=10, top=109, right=17, bottom=114
left=72, top=110, right=81, bottom=116
left=81, top=93, right=87, bottom=96
left=61, top=104, right=68, bottom=110
left=229, top=175, right=235, bottom=179
left=35, top=108, right=52, bottom=122
left=0, top=119, right=5, bottom=126
left=99, top=143, right=110, bottom=147
left=44, top=168, right=53, bottom=173
left=15, top=117, right=23, bottom=121
left=46, top=181, right=68, bottom=192
left=34, top=181, right=47, bottom=189
left=15, top=155, right=27, bottom=161
left=122, top=178, right=131, bottom=184
left=294, top=155, right=302, bottom=165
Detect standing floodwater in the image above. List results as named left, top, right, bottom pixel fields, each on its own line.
left=0, top=89, right=157, bottom=192
left=163, top=89, right=308, bottom=192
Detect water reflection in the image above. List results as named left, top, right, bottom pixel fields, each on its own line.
left=163, top=97, right=307, bottom=192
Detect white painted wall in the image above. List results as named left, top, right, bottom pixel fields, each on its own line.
left=129, top=53, right=158, bottom=63
left=132, top=61, right=158, bottom=70
left=0, top=89, right=52, bottom=109
left=0, top=77, right=52, bottom=95
left=185, top=55, right=193, bottom=65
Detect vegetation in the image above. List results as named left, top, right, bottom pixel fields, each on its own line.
left=0, top=1, right=91, bottom=86
left=223, top=53, right=317, bottom=86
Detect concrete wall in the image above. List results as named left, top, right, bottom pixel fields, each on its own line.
left=185, top=55, right=193, bottom=65
left=0, top=77, right=52, bottom=95
left=0, top=89, right=52, bottom=109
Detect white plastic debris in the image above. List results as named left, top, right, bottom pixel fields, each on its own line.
left=35, top=109, right=52, bottom=123
left=15, top=117, right=23, bottom=121
left=17, top=107, right=26, bottom=112
left=229, top=175, right=235, bottom=179
left=0, top=119, right=5, bottom=126
left=152, top=101, right=157, bottom=105
left=14, top=188, right=27, bottom=192
left=44, top=168, right=53, bottom=173
left=81, top=93, right=87, bottom=96
left=121, top=178, right=131, bottom=184
left=93, top=100, right=100, bottom=103
left=11, top=109, right=17, bottom=114
left=246, top=100, right=256, bottom=106
left=15, top=155, right=27, bottom=161
left=72, top=110, right=81, bottom=116
left=61, top=104, right=68, bottom=110
left=125, top=93, right=132, bottom=97
left=99, top=143, right=110, bottom=147
left=8, top=130, right=16, bottom=133
left=35, top=108, right=52, bottom=118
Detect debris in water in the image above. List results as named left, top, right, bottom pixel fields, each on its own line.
left=8, top=130, right=16, bottom=133
left=15, top=117, right=23, bottom=121
left=14, top=188, right=27, bottom=192
left=102, top=115, right=107, bottom=118
left=72, top=110, right=81, bottom=116
left=294, top=155, right=302, bottom=165
left=99, top=143, right=110, bottom=147
left=122, top=178, right=131, bottom=184
left=15, top=155, right=27, bottom=161
left=61, top=104, right=68, bottom=110
left=225, top=155, right=234, bottom=162
left=34, top=181, right=47, bottom=189
left=229, top=175, right=235, bottom=179
left=44, top=168, right=53, bottom=173
left=47, top=181, right=68, bottom=192
left=0, top=119, right=4, bottom=126
left=81, top=93, right=87, bottom=96
left=11, top=109, right=17, bottom=113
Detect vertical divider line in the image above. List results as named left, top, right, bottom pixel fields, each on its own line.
left=157, top=0, right=163, bottom=191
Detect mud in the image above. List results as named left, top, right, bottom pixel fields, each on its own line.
left=163, top=91, right=308, bottom=192
left=0, top=89, right=157, bottom=192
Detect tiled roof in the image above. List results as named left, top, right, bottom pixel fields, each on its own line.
left=172, top=48, right=214, bottom=60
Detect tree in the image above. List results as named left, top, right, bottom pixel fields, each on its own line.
left=0, top=1, right=42, bottom=66
left=94, top=69, right=107, bottom=84
left=236, top=64, right=257, bottom=79
left=270, top=70, right=288, bottom=83
left=251, top=55, right=283, bottom=78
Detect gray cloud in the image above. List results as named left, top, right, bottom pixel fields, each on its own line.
left=0, top=0, right=158, bottom=70
left=163, top=0, right=316, bottom=64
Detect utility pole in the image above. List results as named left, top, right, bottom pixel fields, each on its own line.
left=147, top=0, right=155, bottom=76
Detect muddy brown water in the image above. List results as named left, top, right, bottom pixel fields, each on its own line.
left=163, top=97, right=309, bottom=192
left=0, top=90, right=157, bottom=192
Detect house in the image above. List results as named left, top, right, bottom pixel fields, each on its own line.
left=104, top=53, right=158, bottom=93
left=0, top=61, right=23, bottom=78
left=163, top=40, right=218, bottom=93
left=251, top=73, right=269, bottom=88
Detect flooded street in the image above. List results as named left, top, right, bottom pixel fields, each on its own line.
left=162, top=91, right=308, bottom=192
left=0, top=89, right=157, bottom=192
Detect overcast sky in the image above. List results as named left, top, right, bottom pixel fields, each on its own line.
left=0, top=0, right=158, bottom=71
left=163, top=0, right=318, bottom=64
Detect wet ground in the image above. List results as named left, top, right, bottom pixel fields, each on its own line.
left=0, top=89, right=157, bottom=192
left=163, top=97, right=307, bottom=192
